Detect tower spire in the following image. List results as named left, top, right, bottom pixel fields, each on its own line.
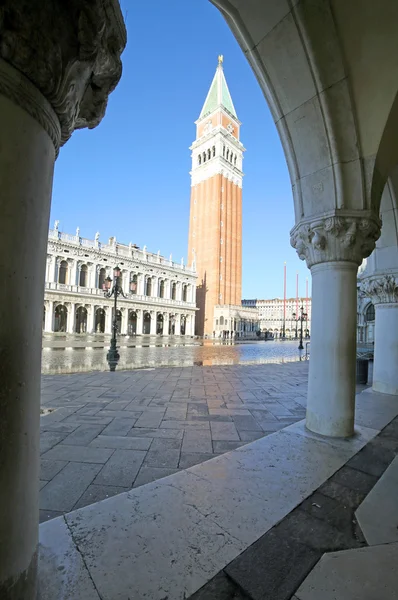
left=199, top=56, right=237, bottom=120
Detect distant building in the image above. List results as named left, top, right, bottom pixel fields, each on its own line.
left=213, top=304, right=260, bottom=339
left=44, top=224, right=197, bottom=336
left=242, top=298, right=312, bottom=338
left=188, top=56, right=244, bottom=336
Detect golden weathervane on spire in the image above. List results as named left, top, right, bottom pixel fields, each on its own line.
left=218, top=54, right=224, bottom=65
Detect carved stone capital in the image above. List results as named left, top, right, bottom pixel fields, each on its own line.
left=0, top=0, right=126, bottom=153
left=290, top=213, right=381, bottom=268
left=360, top=275, right=398, bottom=304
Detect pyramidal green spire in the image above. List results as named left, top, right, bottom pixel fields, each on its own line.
left=199, top=56, right=237, bottom=120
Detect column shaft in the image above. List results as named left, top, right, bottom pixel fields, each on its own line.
left=306, top=262, right=357, bottom=437
left=105, top=307, right=112, bottom=334
left=150, top=312, right=157, bottom=335
left=373, top=303, right=398, bottom=395
left=67, top=303, right=76, bottom=333
left=44, top=300, right=54, bottom=332
left=0, top=86, right=56, bottom=598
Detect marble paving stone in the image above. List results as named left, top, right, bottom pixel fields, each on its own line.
left=143, top=449, right=181, bottom=469
left=283, top=420, right=378, bottom=457
left=354, top=389, right=398, bottom=430
left=40, top=431, right=68, bottom=454
left=134, top=410, right=164, bottom=428
left=62, top=415, right=114, bottom=425
left=184, top=430, right=370, bottom=545
left=213, top=441, right=246, bottom=453
left=355, top=456, right=398, bottom=545
left=150, top=437, right=182, bottom=452
left=295, top=543, right=398, bottom=600
left=39, top=516, right=100, bottom=599
left=331, top=466, right=378, bottom=496
left=40, top=422, right=80, bottom=433
left=93, top=449, right=146, bottom=487
left=232, top=415, right=263, bottom=432
left=127, top=427, right=184, bottom=439
left=161, top=420, right=211, bottom=430
left=73, top=484, right=130, bottom=510
left=133, top=466, right=180, bottom=488
left=190, top=571, right=249, bottom=600
left=39, top=509, right=63, bottom=523
left=182, top=430, right=213, bottom=454
left=238, top=431, right=266, bottom=442
left=65, top=481, right=245, bottom=600
left=41, top=444, right=114, bottom=464
left=62, top=424, right=106, bottom=446
left=40, top=462, right=103, bottom=512
left=40, top=459, right=68, bottom=481
left=90, top=435, right=152, bottom=450
left=179, top=453, right=218, bottom=470
left=210, top=422, right=240, bottom=441
left=225, top=517, right=321, bottom=600
left=40, top=480, right=48, bottom=490
left=101, top=418, right=136, bottom=436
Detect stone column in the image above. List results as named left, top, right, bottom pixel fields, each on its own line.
left=0, top=7, right=125, bottom=597
left=150, top=310, right=157, bottom=335
left=152, top=276, right=158, bottom=298
left=175, top=314, right=181, bottom=335
left=291, top=214, right=380, bottom=437
left=67, top=303, right=76, bottom=333
left=44, top=300, right=54, bottom=332
left=87, top=305, right=96, bottom=334
left=121, top=307, right=128, bottom=335
left=105, top=306, right=112, bottom=335
left=361, top=275, right=398, bottom=395
left=137, top=309, right=144, bottom=335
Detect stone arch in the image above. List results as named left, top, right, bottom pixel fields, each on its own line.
left=54, top=304, right=67, bottom=332
left=95, top=308, right=105, bottom=333
left=58, top=260, right=68, bottom=284
left=98, top=268, right=106, bottom=290
left=130, top=273, right=138, bottom=295
left=159, top=279, right=165, bottom=298
left=157, top=313, right=164, bottom=334
left=128, top=310, right=137, bottom=335
left=171, top=281, right=177, bottom=300
left=180, top=315, right=186, bottom=335
left=79, top=264, right=88, bottom=287
left=76, top=306, right=87, bottom=333
left=145, top=276, right=152, bottom=296
left=143, top=312, right=151, bottom=334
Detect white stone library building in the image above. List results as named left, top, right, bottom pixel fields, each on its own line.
left=43, top=223, right=197, bottom=336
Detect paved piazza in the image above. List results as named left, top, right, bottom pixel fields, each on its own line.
left=39, top=360, right=308, bottom=522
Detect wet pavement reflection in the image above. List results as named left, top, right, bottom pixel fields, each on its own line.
left=42, top=335, right=308, bottom=374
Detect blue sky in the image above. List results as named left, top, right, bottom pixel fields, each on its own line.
left=50, top=0, right=311, bottom=300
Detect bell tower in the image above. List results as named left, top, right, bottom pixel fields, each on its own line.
left=188, top=56, right=245, bottom=336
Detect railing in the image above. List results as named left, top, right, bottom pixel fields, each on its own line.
left=48, top=229, right=196, bottom=274
left=44, top=282, right=196, bottom=307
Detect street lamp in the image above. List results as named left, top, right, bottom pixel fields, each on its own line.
left=103, top=265, right=128, bottom=371
left=292, top=305, right=308, bottom=350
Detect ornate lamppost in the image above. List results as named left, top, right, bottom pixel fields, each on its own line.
left=292, top=305, right=308, bottom=350
left=103, top=265, right=134, bottom=371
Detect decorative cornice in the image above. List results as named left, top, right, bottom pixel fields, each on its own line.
left=0, top=0, right=126, bottom=151
left=360, top=275, right=398, bottom=304
left=290, top=213, right=381, bottom=268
